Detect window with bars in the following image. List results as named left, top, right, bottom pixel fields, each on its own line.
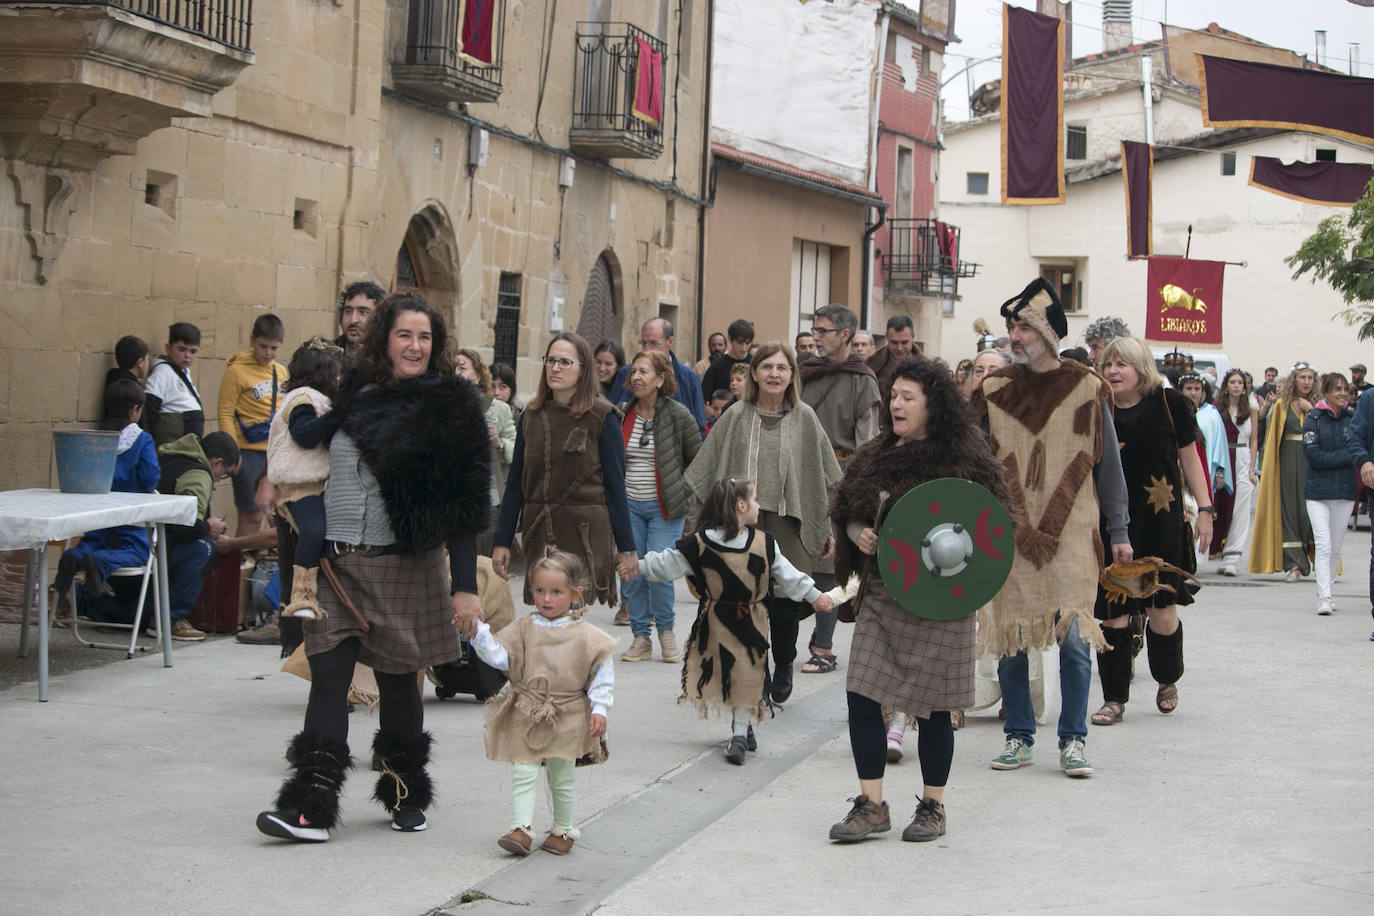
left=1066, top=125, right=1087, bottom=161
left=493, top=272, right=521, bottom=368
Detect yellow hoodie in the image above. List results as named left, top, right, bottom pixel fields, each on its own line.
left=218, top=350, right=289, bottom=450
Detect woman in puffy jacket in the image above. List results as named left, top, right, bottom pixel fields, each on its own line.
left=1303, top=372, right=1357, bottom=616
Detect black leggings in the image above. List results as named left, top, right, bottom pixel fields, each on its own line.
left=847, top=691, right=953, bottom=787
left=285, top=494, right=326, bottom=568
left=302, top=637, right=423, bottom=747
left=767, top=595, right=803, bottom=669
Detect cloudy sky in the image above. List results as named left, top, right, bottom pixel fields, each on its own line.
left=942, top=0, right=1374, bottom=120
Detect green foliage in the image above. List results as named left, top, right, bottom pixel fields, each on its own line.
left=1285, top=177, right=1374, bottom=340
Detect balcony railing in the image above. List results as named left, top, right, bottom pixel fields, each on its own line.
left=569, top=22, right=665, bottom=159
left=392, top=0, right=503, bottom=105
left=883, top=218, right=979, bottom=296
left=0, top=0, right=255, bottom=51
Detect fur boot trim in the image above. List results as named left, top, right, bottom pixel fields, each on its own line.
left=1145, top=620, right=1184, bottom=686
left=275, top=732, right=353, bottom=829
left=372, top=730, right=435, bottom=813
left=284, top=565, right=324, bottom=620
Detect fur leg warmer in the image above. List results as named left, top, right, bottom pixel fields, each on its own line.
left=372, top=730, right=435, bottom=813
left=284, top=565, right=324, bottom=620
left=274, top=732, right=353, bottom=829
left=1096, top=625, right=1135, bottom=704
left=1146, top=620, right=1184, bottom=686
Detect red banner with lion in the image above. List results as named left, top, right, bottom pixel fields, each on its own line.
left=1144, top=257, right=1224, bottom=347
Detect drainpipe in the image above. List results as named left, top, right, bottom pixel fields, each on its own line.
left=863, top=8, right=892, bottom=330
left=694, top=0, right=716, bottom=362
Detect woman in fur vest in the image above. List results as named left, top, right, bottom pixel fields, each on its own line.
left=827, top=356, right=1010, bottom=845
left=257, top=292, right=490, bottom=843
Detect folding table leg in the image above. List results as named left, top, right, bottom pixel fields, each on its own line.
left=155, top=523, right=174, bottom=667
left=17, top=549, right=35, bottom=658
left=37, top=549, right=49, bottom=702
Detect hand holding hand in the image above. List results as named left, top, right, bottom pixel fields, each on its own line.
left=589, top=714, right=607, bottom=737
left=856, top=527, right=879, bottom=556
left=450, top=590, right=483, bottom=639
left=813, top=594, right=834, bottom=615
left=617, top=554, right=640, bottom=581
left=491, top=546, right=510, bottom=580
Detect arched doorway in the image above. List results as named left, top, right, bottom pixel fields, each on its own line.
left=393, top=204, right=459, bottom=317
left=575, top=251, right=622, bottom=347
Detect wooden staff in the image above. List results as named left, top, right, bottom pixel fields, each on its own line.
left=318, top=556, right=370, bottom=632
left=841, top=490, right=890, bottom=623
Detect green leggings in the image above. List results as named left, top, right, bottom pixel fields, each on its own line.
left=511, top=758, right=575, bottom=833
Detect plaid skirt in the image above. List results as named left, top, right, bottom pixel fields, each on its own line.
left=846, top=576, right=975, bottom=720
left=304, top=547, right=461, bottom=675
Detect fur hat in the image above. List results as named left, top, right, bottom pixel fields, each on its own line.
left=1000, top=277, right=1068, bottom=349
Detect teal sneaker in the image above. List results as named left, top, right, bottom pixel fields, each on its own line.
left=1059, top=738, right=1093, bottom=777
left=990, top=737, right=1033, bottom=770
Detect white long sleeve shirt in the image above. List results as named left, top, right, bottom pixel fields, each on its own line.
left=638, top=527, right=823, bottom=605
left=471, top=614, right=614, bottom=719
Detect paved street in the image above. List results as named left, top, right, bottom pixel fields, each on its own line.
left=4, top=530, right=1373, bottom=915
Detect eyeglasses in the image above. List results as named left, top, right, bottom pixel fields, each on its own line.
left=640, top=339, right=666, bottom=349
left=811, top=327, right=841, bottom=337
left=543, top=357, right=580, bottom=369
left=756, top=361, right=792, bottom=374
left=639, top=418, right=655, bottom=448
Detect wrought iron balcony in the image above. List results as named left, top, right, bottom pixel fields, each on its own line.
left=569, top=22, right=665, bottom=160
left=0, top=0, right=253, bottom=51
left=883, top=218, right=980, bottom=297
left=392, top=0, right=503, bottom=105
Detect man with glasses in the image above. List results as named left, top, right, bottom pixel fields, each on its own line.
left=798, top=304, right=881, bottom=676
left=335, top=281, right=385, bottom=365
left=700, top=319, right=755, bottom=402
left=608, top=317, right=707, bottom=436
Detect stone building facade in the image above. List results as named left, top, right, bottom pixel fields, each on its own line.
left=0, top=0, right=709, bottom=489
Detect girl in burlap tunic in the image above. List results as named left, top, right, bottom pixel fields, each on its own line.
left=473, top=550, right=617, bottom=857
left=624, top=478, right=833, bottom=766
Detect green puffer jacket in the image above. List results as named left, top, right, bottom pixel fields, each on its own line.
left=618, top=396, right=702, bottom=519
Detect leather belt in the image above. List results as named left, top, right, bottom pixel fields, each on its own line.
left=331, top=541, right=400, bottom=558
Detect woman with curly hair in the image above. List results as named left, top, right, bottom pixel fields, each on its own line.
left=257, top=292, right=490, bottom=843
left=1251, top=363, right=1318, bottom=579
left=826, top=356, right=1010, bottom=844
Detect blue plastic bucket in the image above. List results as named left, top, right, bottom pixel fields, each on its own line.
left=53, top=429, right=120, bottom=494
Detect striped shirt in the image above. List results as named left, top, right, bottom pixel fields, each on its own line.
left=625, top=414, right=658, bottom=501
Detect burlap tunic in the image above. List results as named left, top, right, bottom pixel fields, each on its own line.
left=517, top=399, right=620, bottom=606
left=677, top=529, right=775, bottom=723
left=484, top=615, right=618, bottom=765
left=975, top=362, right=1110, bottom=656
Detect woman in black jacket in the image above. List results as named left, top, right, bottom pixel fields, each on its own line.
left=1303, top=372, right=1357, bottom=616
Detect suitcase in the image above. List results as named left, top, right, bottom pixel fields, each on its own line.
left=188, top=550, right=243, bottom=634
left=427, top=637, right=506, bottom=701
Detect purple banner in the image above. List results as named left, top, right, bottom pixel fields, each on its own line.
left=1199, top=55, right=1374, bottom=145
left=1001, top=4, right=1064, bottom=205
left=1121, top=141, right=1152, bottom=257
left=1248, top=157, right=1374, bottom=207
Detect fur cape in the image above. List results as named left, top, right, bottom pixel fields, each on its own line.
left=830, top=429, right=1013, bottom=588
left=329, top=370, right=491, bottom=554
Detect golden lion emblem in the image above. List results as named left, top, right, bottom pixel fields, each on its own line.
left=1158, top=284, right=1207, bottom=313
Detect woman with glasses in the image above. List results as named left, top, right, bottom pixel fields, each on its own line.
left=616, top=350, right=702, bottom=663
left=1251, top=363, right=1318, bottom=580
left=685, top=342, right=842, bottom=710
left=492, top=333, right=636, bottom=607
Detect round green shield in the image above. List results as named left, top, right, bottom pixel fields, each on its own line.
left=876, top=478, right=1014, bottom=620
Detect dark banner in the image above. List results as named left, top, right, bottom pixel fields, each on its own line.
left=1248, top=157, right=1374, bottom=207
left=632, top=36, right=664, bottom=127
left=1199, top=54, right=1374, bottom=145
left=460, top=0, right=495, bottom=65
left=1001, top=4, right=1064, bottom=204
left=1121, top=140, right=1153, bottom=257
left=1145, top=258, right=1225, bottom=347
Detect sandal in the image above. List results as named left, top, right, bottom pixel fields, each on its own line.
left=1091, top=701, right=1125, bottom=726
left=1156, top=683, right=1179, bottom=714
left=800, top=652, right=838, bottom=674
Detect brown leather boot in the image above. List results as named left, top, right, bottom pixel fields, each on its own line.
left=284, top=566, right=325, bottom=620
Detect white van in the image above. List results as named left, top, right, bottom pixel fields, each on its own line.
left=1150, top=347, right=1232, bottom=383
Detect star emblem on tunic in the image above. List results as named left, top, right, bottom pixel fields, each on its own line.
left=1144, top=475, right=1175, bottom=514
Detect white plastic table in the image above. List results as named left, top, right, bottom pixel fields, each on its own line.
left=0, top=489, right=197, bottom=701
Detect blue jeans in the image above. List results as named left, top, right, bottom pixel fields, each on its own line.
left=998, top=617, right=1092, bottom=747
left=167, top=536, right=215, bottom=620
left=624, top=499, right=684, bottom=638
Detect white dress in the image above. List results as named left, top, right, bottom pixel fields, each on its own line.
left=1221, top=410, right=1256, bottom=566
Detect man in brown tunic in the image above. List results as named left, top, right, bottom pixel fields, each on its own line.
left=971, top=277, right=1132, bottom=780
left=799, top=303, right=881, bottom=677
left=865, top=314, right=919, bottom=423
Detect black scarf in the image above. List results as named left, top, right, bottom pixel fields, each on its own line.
left=829, top=429, right=1013, bottom=586
left=329, top=370, right=491, bottom=554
